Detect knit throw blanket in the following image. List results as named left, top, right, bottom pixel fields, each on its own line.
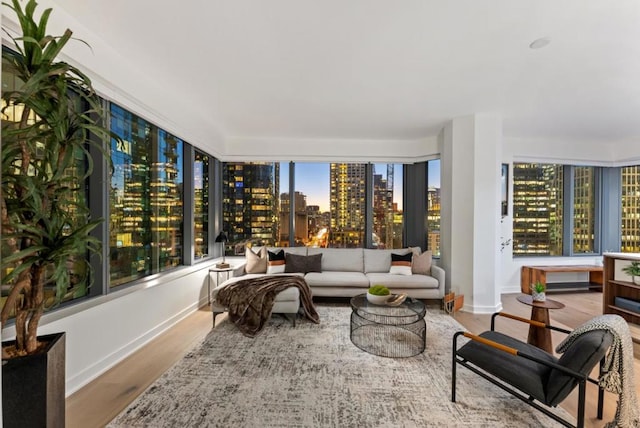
left=216, top=275, right=320, bottom=338
left=556, top=314, right=639, bottom=428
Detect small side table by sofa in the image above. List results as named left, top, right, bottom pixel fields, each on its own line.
left=516, top=294, right=565, bottom=353
left=208, top=267, right=233, bottom=304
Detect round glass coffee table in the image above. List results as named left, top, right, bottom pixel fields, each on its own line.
left=349, top=294, right=426, bottom=358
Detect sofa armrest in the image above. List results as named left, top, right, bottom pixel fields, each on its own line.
left=430, top=264, right=446, bottom=292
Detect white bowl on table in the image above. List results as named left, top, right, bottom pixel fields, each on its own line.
left=366, top=292, right=390, bottom=305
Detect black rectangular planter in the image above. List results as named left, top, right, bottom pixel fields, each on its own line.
left=2, top=332, right=66, bottom=428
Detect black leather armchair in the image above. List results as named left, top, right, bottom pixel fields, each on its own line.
left=452, top=312, right=613, bottom=428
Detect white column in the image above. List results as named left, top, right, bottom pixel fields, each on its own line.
left=439, top=113, right=503, bottom=313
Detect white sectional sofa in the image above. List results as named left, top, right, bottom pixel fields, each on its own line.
left=213, top=246, right=445, bottom=300
left=211, top=246, right=445, bottom=326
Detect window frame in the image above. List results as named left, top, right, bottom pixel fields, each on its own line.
left=512, top=162, right=603, bottom=257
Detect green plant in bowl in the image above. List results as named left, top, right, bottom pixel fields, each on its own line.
left=531, top=282, right=546, bottom=294
left=368, top=285, right=390, bottom=296
left=367, top=285, right=391, bottom=305
left=530, top=281, right=546, bottom=302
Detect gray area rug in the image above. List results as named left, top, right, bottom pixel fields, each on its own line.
left=109, top=304, right=571, bottom=427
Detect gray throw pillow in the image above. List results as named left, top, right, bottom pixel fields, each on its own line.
left=285, top=253, right=322, bottom=274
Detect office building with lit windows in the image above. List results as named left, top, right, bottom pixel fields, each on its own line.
left=222, top=162, right=280, bottom=249
left=512, top=163, right=563, bottom=255
left=622, top=166, right=640, bottom=252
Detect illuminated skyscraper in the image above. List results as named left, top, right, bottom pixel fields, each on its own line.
left=372, top=169, right=394, bottom=248
left=193, top=152, right=209, bottom=258
left=222, top=162, right=280, bottom=252
left=329, top=163, right=366, bottom=247
left=573, top=166, right=595, bottom=253
left=512, top=163, right=563, bottom=255
left=621, top=165, right=640, bottom=252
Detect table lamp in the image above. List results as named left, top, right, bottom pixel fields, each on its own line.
left=215, top=231, right=230, bottom=268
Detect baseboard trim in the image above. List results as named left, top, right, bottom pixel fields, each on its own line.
left=65, top=300, right=202, bottom=395
left=462, top=301, right=503, bottom=315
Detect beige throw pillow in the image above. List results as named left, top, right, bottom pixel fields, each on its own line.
left=412, top=250, right=432, bottom=275
left=245, top=246, right=267, bottom=274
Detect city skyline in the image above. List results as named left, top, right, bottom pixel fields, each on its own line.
left=279, top=161, right=441, bottom=212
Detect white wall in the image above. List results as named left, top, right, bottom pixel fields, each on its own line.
left=508, top=137, right=621, bottom=166
left=1, top=263, right=215, bottom=395
left=223, top=135, right=439, bottom=163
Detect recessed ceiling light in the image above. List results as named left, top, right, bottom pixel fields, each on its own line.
left=529, top=37, right=551, bottom=50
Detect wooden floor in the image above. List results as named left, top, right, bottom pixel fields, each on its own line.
left=66, top=291, right=639, bottom=428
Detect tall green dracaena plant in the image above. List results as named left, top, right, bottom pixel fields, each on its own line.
left=1, top=0, right=116, bottom=355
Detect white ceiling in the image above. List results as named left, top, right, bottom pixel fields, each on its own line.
left=51, top=0, right=640, bottom=146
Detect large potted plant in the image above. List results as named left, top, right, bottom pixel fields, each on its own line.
left=1, top=0, right=115, bottom=426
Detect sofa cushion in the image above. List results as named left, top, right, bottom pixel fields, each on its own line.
left=285, top=253, right=322, bottom=274
left=269, top=286, right=300, bottom=301
left=267, top=250, right=286, bottom=274
left=366, top=273, right=439, bottom=289
left=305, top=271, right=369, bottom=287
left=308, top=248, right=364, bottom=272
left=412, top=250, right=432, bottom=275
left=389, top=253, right=413, bottom=275
left=364, top=248, right=413, bottom=273
left=245, top=246, right=267, bottom=274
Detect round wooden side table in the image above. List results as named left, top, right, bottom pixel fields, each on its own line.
left=516, top=294, right=565, bottom=353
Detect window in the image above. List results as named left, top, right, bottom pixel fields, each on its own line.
left=295, top=163, right=330, bottom=247
left=222, top=162, right=280, bottom=254
left=621, top=165, right=640, bottom=252
left=109, top=104, right=184, bottom=287
left=222, top=161, right=422, bottom=250
left=427, top=159, right=441, bottom=256
left=513, top=163, right=564, bottom=256
left=513, top=163, right=601, bottom=256
left=194, top=150, right=209, bottom=258
left=372, top=163, right=403, bottom=249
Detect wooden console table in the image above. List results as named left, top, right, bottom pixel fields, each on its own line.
left=520, top=265, right=603, bottom=294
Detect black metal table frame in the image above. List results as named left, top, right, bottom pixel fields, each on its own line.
left=349, top=294, right=426, bottom=358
